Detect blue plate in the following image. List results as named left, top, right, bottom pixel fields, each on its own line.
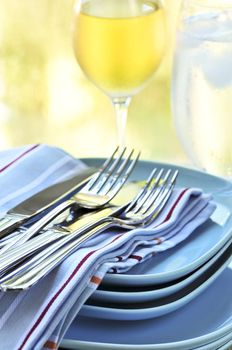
left=83, top=159, right=232, bottom=286
left=90, top=237, right=232, bottom=304
left=80, top=242, right=232, bottom=320
left=62, top=260, right=232, bottom=349
left=194, top=332, right=232, bottom=350
left=61, top=332, right=232, bottom=350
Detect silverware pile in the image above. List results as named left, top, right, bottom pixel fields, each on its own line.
left=0, top=147, right=178, bottom=291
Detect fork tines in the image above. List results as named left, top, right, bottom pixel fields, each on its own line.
left=124, top=167, right=179, bottom=222
left=85, top=147, right=140, bottom=196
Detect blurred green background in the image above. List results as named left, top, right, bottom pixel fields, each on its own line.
left=0, top=0, right=188, bottom=164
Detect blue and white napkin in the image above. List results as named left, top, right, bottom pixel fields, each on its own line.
left=0, top=144, right=87, bottom=215
left=0, top=144, right=216, bottom=350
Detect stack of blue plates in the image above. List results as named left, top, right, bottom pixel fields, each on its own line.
left=61, top=159, right=232, bottom=350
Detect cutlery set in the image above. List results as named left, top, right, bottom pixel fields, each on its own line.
left=0, top=147, right=179, bottom=291
left=0, top=147, right=139, bottom=254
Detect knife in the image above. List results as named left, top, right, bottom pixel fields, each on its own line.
left=0, top=167, right=96, bottom=238
left=0, top=182, right=140, bottom=289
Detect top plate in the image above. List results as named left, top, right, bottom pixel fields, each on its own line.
left=83, top=158, right=232, bottom=286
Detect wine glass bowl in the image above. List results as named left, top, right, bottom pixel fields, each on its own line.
left=73, top=0, right=165, bottom=146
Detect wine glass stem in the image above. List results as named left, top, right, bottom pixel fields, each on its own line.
left=112, top=97, right=131, bottom=147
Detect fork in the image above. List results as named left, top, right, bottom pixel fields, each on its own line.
left=0, top=147, right=140, bottom=255
left=0, top=168, right=178, bottom=290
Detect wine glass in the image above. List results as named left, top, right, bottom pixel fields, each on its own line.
left=172, top=0, right=232, bottom=179
left=73, top=0, right=165, bottom=146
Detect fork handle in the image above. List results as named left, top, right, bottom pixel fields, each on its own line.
left=0, top=221, right=112, bottom=290
left=0, top=208, right=114, bottom=281
left=0, top=215, right=27, bottom=239
left=0, top=213, right=135, bottom=289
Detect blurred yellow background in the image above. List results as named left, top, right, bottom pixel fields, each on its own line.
left=0, top=0, right=188, bottom=164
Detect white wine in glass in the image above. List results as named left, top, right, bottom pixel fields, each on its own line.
left=73, top=0, right=165, bottom=146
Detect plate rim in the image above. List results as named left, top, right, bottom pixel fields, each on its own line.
left=90, top=236, right=232, bottom=304
left=80, top=249, right=232, bottom=320
left=61, top=330, right=232, bottom=350
left=82, top=158, right=232, bottom=286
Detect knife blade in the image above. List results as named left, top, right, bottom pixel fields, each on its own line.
left=0, top=167, right=96, bottom=237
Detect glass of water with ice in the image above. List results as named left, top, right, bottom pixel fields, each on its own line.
left=172, top=0, right=232, bottom=179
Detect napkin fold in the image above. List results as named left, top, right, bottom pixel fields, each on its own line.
left=0, top=144, right=216, bottom=350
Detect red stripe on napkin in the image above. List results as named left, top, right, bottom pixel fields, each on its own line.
left=0, top=144, right=40, bottom=173
left=129, top=254, right=142, bottom=261
left=43, top=340, right=57, bottom=349
left=117, top=256, right=123, bottom=262
left=90, top=275, right=102, bottom=286
left=155, top=237, right=163, bottom=244
left=19, top=234, right=123, bottom=350
left=128, top=188, right=188, bottom=262
left=163, top=188, right=188, bottom=222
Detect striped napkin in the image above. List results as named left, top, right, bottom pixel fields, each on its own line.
left=0, top=144, right=216, bottom=350
left=0, top=144, right=87, bottom=216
